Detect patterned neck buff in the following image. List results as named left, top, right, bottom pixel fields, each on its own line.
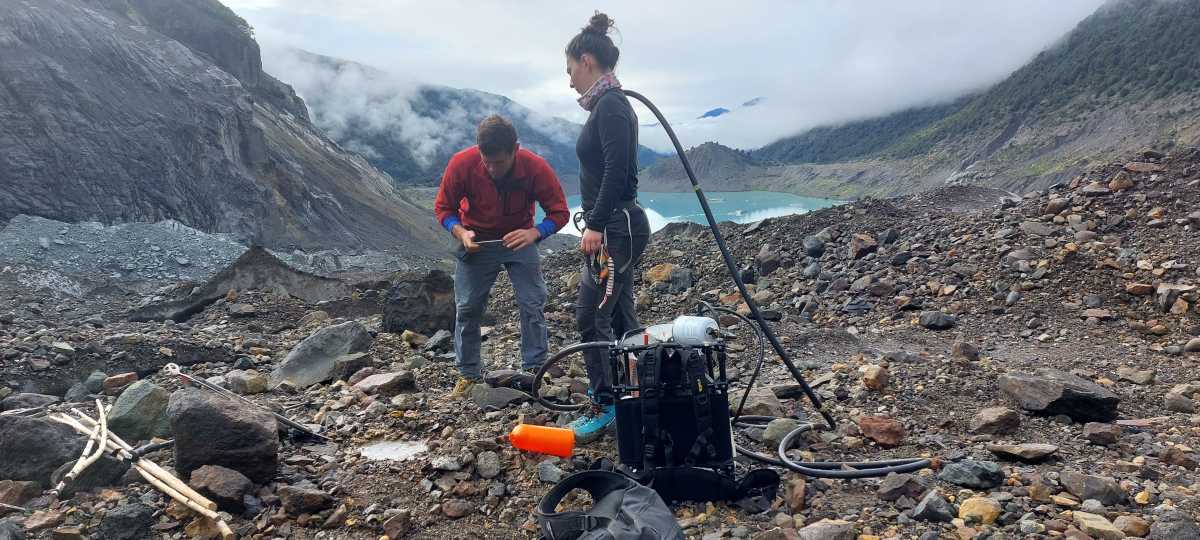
left=578, top=71, right=621, bottom=111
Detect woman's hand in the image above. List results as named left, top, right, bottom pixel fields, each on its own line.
left=580, top=229, right=603, bottom=254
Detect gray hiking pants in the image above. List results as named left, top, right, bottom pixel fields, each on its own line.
left=577, top=206, right=650, bottom=402
left=454, top=243, right=548, bottom=380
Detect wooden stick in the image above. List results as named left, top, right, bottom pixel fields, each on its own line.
left=54, top=400, right=111, bottom=496
left=49, top=414, right=233, bottom=540
left=132, top=466, right=234, bottom=540
left=55, top=414, right=218, bottom=512
left=0, top=502, right=26, bottom=512
left=69, top=412, right=218, bottom=511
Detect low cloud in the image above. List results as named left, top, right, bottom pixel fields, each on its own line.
left=232, top=0, right=1106, bottom=152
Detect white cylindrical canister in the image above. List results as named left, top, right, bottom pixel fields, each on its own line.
left=670, top=316, right=719, bottom=346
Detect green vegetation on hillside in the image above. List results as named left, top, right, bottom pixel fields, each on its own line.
left=757, top=0, right=1200, bottom=165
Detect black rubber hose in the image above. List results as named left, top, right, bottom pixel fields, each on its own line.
left=623, top=89, right=836, bottom=430
left=626, top=89, right=932, bottom=478
left=532, top=341, right=614, bottom=412
left=695, top=301, right=766, bottom=423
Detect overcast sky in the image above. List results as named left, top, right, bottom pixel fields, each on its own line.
left=224, top=0, right=1106, bottom=152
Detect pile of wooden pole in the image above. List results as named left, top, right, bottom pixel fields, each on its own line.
left=49, top=407, right=235, bottom=540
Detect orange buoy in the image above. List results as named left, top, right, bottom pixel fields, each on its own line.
left=509, top=423, right=575, bottom=458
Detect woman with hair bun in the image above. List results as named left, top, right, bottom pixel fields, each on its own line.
left=566, top=12, right=651, bottom=443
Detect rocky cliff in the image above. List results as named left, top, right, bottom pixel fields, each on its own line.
left=0, top=0, right=442, bottom=252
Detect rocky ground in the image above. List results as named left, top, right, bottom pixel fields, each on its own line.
left=2, top=149, right=1200, bottom=539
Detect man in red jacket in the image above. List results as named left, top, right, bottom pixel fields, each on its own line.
left=435, top=115, right=570, bottom=397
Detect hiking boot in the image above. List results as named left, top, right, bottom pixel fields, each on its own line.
left=568, top=403, right=616, bottom=444
left=450, top=377, right=477, bottom=399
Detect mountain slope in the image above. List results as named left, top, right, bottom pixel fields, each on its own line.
left=747, top=0, right=1200, bottom=198
left=263, top=48, right=662, bottom=193
left=640, top=142, right=763, bottom=191
left=0, top=0, right=441, bottom=252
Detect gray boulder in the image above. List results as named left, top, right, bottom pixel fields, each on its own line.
left=911, top=490, right=955, bottom=522
left=189, top=465, right=254, bottom=513
left=0, top=416, right=84, bottom=486
left=1060, top=470, right=1125, bottom=506
left=108, top=380, right=171, bottom=442
left=0, top=393, right=59, bottom=411
left=270, top=321, right=373, bottom=389
left=167, top=388, right=278, bottom=484
left=50, top=453, right=129, bottom=496
left=937, top=460, right=1004, bottom=489
left=96, top=503, right=154, bottom=540
left=469, top=385, right=531, bottom=411
left=998, top=368, right=1119, bottom=422
left=1150, top=510, right=1200, bottom=540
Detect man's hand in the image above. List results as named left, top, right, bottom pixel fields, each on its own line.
left=580, top=229, right=603, bottom=255
left=503, top=228, right=540, bottom=250
left=452, top=225, right=481, bottom=253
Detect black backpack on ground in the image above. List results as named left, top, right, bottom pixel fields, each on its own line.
left=533, top=470, right=684, bottom=540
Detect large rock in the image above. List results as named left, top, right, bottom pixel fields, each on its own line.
left=353, top=371, right=416, bottom=397
left=856, top=416, right=905, bottom=448
left=278, top=485, right=334, bottom=515
left=227, top=370, right=268, bottom=395
left=0, top=416, right=84, bottom=486
left=733, top=388, right=786, bottom=417
left=189, top=465, right=254, bottom=513
left=755, top=245, right=782, bottom=277
left=167, top=388, right=279, bottom=484
left=795, top=519, right=854, bottom=540
left=911, top=490, right=955, bottom=522
left=918, top=311, right=956, bottom=330
left=469, top=385, right=531, bottom=412
left=877, top=473, right=926, bottom=501
left=1150, top=510, right=1200, bottom=540
left=383, top=270, right=455, bottom=335
left=50, top=453, right=129, bottom=496
left=668, top=267, right=694, bottom=293
left=937, top=460, right=1003, bottom=489
left=998, top=368, right=1119, bottom=422
left=270, top=321, right=373, bottom=389
left=848, top=233, right=878, bottom=259
left=1060, top=470, right=1124, bottom=505
left=1073, top=511, right=1124, bottom=540
left=0, top=393, right=60, bottom=412
left=958, top=496, right=1002, bottom=525
left=762, top=418, right=803, bottom=451
left=969, top=407, right=1021, bottom=435
left=0, top=481, right=40, bottom=507
left=802, top=236, right=825, bottom=258
left=0, top=518, right=21, bottom=540
left=986, top=443, right=1058, bottom=462
left=108, top=380, right=171, bottom=442
left=95, top=503, right=154, bottom=540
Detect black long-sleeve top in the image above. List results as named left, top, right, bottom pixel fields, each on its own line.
left=577, top=88, right=639, bottom=232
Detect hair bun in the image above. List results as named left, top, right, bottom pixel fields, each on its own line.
left=586, top=12, right=613, bottom=35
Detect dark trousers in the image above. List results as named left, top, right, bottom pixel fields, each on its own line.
left=576, top=206, right=650, bottom=403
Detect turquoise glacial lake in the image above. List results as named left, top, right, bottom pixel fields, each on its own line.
left=541, top=191, right=842, bottom=235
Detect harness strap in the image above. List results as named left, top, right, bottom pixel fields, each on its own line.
left=684, top=347, right=716, bottom=466
left=639, top=347, right=663, bottom=470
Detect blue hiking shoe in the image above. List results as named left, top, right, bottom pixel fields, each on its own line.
left=569, top=404, right=616, bottom=444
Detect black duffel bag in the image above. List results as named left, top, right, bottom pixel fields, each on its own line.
left=534, top=470, right=684, bottom=540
